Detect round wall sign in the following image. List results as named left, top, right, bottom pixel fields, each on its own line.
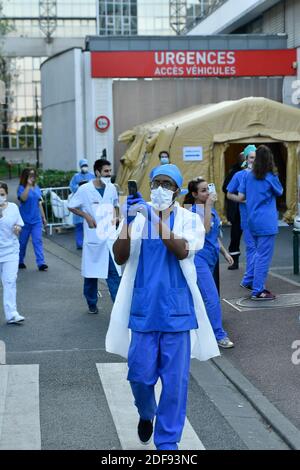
left=95, top=115, right=110, bottom=132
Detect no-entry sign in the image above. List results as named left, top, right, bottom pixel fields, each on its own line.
left=95, top=115, right=110, bottom=132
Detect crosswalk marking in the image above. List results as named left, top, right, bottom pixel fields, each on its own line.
left=0, top=365, right=41, bottom=450
left=97, top=362, right=205, bottom=450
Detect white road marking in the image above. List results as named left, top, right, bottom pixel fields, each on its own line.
left=0, top=365, right=41, bottom=449
left=97, top=362, right=205, bottom=451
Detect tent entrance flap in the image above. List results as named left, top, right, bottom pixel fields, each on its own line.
left=218, top=142, right=294, bottom=222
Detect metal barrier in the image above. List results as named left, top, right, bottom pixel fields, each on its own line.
left=41, top=186, right=74, bottom=235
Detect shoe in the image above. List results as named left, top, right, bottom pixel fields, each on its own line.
left=18, top=263, right=26, bottom=269
left=240, top=282, right=253, bottom=291
left=138, top=419, right=153, bottom=445
left=251, top=289, right=276, bottom=301
left=38, top=264, right=48, bottom=271
left=88, top=306, right=99, bottom=314
left=217, top=337, right=234, bottom=349
left=7, top=314, right=25, bottom=324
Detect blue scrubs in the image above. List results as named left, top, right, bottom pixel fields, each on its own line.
left=239, top=171, right=283, bottom=295
left=17, top=184, right=46, bottom=268
left=127, top=209, right=197, bottom=450
left=227, top=170, right=256, bottom=287
left=69, top=171, right=94, bottom=248
left=192, top=205, right=228, bottom=341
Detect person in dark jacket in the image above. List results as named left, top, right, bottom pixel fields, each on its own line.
left=222, top=152, right=245, bottom=270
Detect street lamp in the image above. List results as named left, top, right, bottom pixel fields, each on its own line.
left=33, top=82, right=40, bottom=169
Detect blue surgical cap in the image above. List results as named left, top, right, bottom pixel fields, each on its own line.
left=150, top=164, right=183, bottom=189
left=79, top=158, right=88, bottom=168
left=243, top=145, right=257, bottom=158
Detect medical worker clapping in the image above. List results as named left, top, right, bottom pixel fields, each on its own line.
left=237, top=145, right=283, bottom=300
left=0, top=182, right=25, bottom=324
left=184, top=178, right=234, bottom=348
left=17, top=168, right=48, bottom=271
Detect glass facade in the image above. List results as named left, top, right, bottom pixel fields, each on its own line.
left=0, top=1, right=97, bottom=151
left=0, top=56, right=46, bottom=149
left=98, top=0, right=201, bottom=36
left=99, top=0, right=138, bottom=35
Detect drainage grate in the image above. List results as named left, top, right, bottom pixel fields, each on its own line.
left=223, top=293, right=300, bottom=312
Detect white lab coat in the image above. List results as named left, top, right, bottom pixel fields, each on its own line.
left=68, top=180, right=121, bottom=279
left=106, top=204, right=220, bottom=362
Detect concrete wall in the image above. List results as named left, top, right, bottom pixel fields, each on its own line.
left=2, top=37, right=85, bottom=58
left=41, top=48, right=84, bottom=170
left=188, top=0, right=280, bottom=35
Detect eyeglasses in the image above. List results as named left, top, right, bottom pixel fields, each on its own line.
left=150, top=181, right=176, bottom=191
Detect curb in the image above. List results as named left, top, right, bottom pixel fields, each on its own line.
left=212, top=355, right=300, bottom=450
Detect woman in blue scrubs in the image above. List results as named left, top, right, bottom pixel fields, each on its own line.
left=184, top=178, right=234, bottom=348
left=226, top=145, right=256, bottom=290
left=238, top=145, right=283, bottom=300
left=17, top=168, right=48, bottom=271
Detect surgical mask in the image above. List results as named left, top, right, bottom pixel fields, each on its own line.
left=101, top=176, right=111, bottom=184
left=0, top=195, right=7, bottom=204
left=160, top=157, right=169, bottom=165
left=81, top=166, right=88, bottom=174
left=150, top=186, right=174, bottom=211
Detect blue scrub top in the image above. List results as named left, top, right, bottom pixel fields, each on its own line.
left=192, top=205, right=221, bottom=270
left=70, top=172, right=94, bottom=225
left=17, top=184, right=43, bottom=224
left=69, top=171, right=94, bottom=193
left=226, top=169, right=248, bottom=230
left=239, top=171, right=283, bottom=236
left=129, top=209, right=198, bottom=333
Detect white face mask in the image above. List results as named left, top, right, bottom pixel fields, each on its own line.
left=101, top=176, right=111, bottom=184
left=81, top=166, right=88, bottom=174
left=0, top=195, right=7, bottom=205
left=160, top=157, right=169, bottom=165
left=150, top=186, right=174, bottom=211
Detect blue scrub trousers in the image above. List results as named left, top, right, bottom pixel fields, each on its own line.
left=241, top=228, right=256, bottom=287
left=128, top=331, right=191, bottom=451
left=75, top=223, right=83, bottom=249
left=83, top=255, right=121, bottom=307
left=251, top=235, right=275, bottom=295
left=19, top=221, right=46, bottom=267
left=195, top=258, right=227, bottom=341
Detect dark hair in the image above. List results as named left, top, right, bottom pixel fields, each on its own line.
left=0, top=181, right=8, bottom=194
left=159, top=150, right=169, bottom=159
left=19, top=168, right=36, bottom=187
left=183, top=177, right=206, bottom=205
left=94, top=159, right=111, bottom=174
left=252, top=145, right=277, bottom=180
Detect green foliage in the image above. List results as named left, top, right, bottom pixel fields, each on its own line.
left=36, top=169, right=76, bottom=188
left=0, top=158, right=29, bottom=178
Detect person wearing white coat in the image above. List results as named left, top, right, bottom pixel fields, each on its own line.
left=106, top=164, right=219, bottom=450
left=0, top=181, right=25, bottom=324
left=68, top=159, right=121, bottom=314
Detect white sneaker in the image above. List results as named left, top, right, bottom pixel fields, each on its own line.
left=7, top=314, right=25, bottom=324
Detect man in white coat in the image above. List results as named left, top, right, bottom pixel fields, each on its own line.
left=106, top=164, right=219, bottom=450
left=68, top=159, right=121, bottom=314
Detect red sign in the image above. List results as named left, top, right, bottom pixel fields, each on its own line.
left=91, top=50, right=297, bottom=78
left=95, top=115, right=110, bottom=132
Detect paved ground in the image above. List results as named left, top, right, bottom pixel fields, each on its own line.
left=1, top=177, right=300, bottom=450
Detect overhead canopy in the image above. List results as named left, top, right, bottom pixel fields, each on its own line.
left=116, top=97, right=300, bottom=221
